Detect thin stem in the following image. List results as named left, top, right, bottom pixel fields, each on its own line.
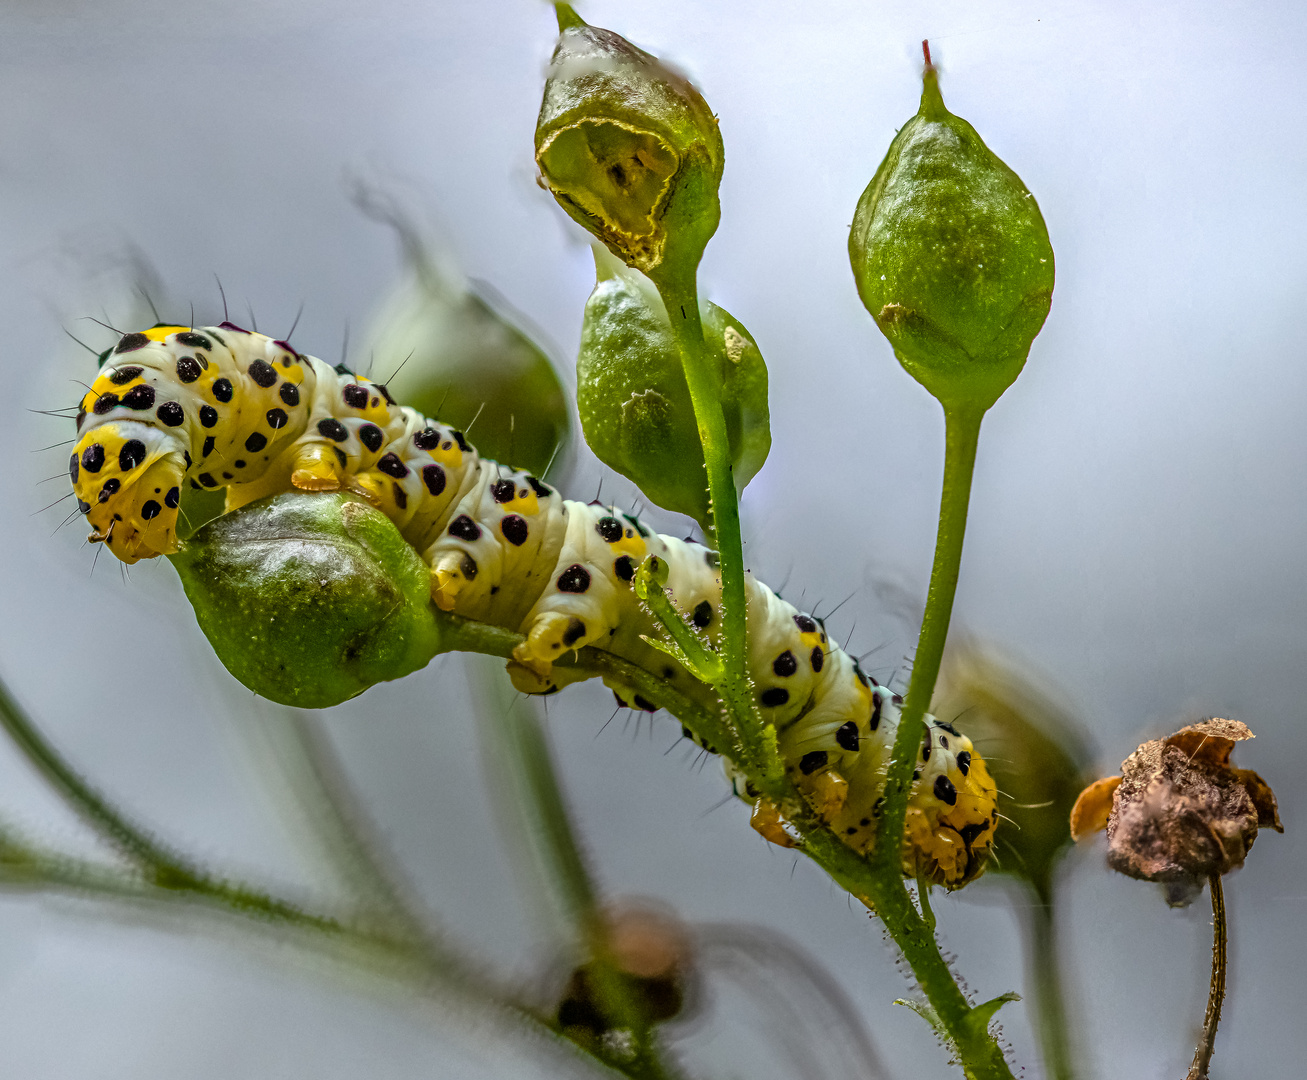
left=273, top=709, right=440, bottom=947
left=802, top=824, right=1014, bottom=1080
left=1187, top=874, right=1227, bottom=1080
left=874, top=405, right=984, bottom=873
left=655, top=277, right=743, bottom=643
left=1027, top=888, right=1076, bottom=1080
left=501, top=686, right=601, bottom=931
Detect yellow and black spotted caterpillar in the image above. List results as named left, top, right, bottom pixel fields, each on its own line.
left=70, top=322, right=998, bottom=887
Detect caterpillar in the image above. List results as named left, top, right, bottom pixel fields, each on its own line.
left=69, top=322, right=998, bottom=887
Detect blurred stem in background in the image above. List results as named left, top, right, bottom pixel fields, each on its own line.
left=1027, top=885, right=1074, bottom=1080
left=469, top=656, right=688, bottom=1080
left=0, top=666, right=672, bottom=1080
left=934, top=646, right=1097, bottom=1080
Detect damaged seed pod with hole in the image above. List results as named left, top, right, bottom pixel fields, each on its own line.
left=535, top=5, right=725, bottom=286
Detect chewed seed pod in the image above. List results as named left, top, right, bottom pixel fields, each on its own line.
left=535, top=5, right=725, bottom=285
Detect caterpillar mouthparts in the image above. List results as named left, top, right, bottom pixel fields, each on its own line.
left=70, top=321, right=998, bottom=887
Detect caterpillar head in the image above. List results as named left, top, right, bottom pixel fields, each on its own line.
left=71, top=422, right=186, bottom=563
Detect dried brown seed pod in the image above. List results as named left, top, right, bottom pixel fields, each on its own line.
left=1070, top=719, right=1281, bottom=906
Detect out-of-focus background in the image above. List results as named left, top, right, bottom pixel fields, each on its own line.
left=1, top=1, right=1304, bottom=1077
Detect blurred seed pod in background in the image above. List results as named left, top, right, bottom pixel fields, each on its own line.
left=555, top=902, right=699, bottom=1043
left=545, top=902, right=887, bottom=1080
left=934, top=642, right=1096, bottom=898
left=354, top=183, right=573, bottom=479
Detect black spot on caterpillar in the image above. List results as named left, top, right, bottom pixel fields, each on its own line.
left=69, top=323, right=998, bottom=887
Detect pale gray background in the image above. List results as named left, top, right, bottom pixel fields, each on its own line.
left=0, top=1, right=1303, bottom=1077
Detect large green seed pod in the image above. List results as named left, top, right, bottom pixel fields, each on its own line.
left=358, top=191, right=571, bottom=477
left=849, top=49, right=1054, bottom=411
left=577, top=249, right=770, bottom=533
left=535, top=5, right=725, bottom=286
left=169, top=492, right=442, bottom=708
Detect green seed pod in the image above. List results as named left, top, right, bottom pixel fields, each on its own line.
left=357, top=190, right=571, bottom=477
left=169, top=492, right=442, bottom=709
left=577, top=248, right=770, bottom=533
left=849, top=46, right=1054, bottom=411
left=535, top=5, right=725, bottom=286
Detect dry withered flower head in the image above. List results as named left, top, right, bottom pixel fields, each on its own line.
left=1070, top=719, right=1281, bottom=905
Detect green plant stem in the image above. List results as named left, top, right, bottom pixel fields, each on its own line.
left=1027, top=886, right=1076, bottom=1080
left=654, top=273, right=782, bottom=787
left=655, top=276, right=744, bottom=649
left=272, top=710, right=440, bottom=949
left=1187, top=874, right=1227, bottom=1080
left=874, top=404, right=984, bottom=872
left=500, top=691, right=600, bottom=929
left=801, top=826, right=1015, bottom=1080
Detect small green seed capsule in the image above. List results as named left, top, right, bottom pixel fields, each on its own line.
left=577, top=248, right=770, bottom=533
left=535, top=6, right=725, bottom=286
left=169, top=492, right=442, bottom=708
left=360, top=203, right=570, bottom=477
left=849, top=44, right=1054, bottom=411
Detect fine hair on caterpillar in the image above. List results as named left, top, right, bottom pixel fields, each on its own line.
left=70, top=321, right=999, bottom=887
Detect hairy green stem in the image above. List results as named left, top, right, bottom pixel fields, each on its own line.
left=1027, top=888, right=1076, bottom=1080
left=874, top=405, right=984, bottom=871
left=653, top=274, right=783, bottom=789
left=1187, top=874, right=1227, bottom=1080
